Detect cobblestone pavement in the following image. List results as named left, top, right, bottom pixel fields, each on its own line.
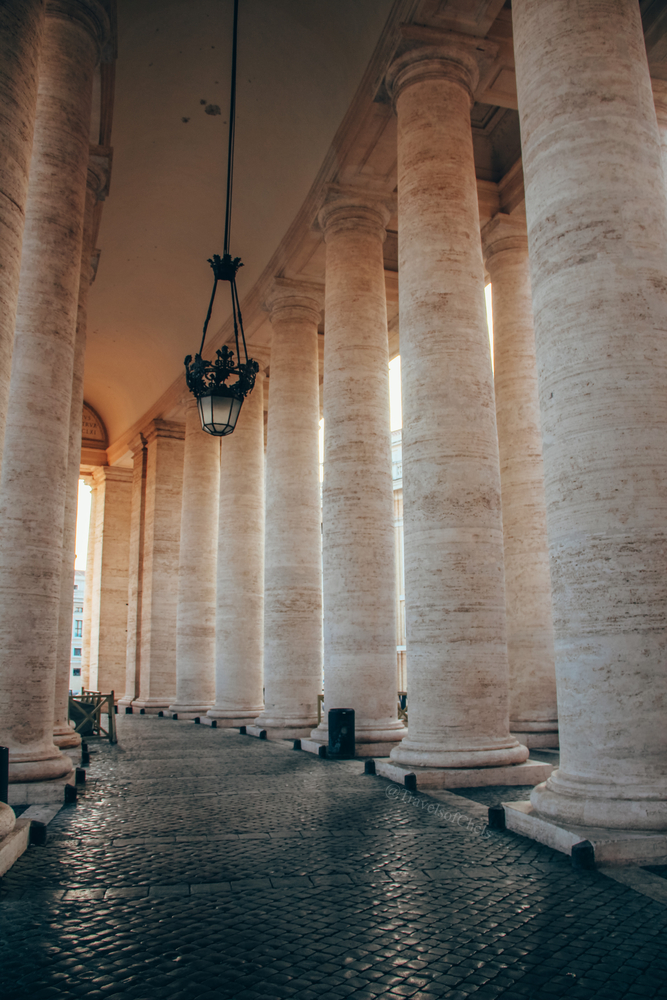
left=1, top=716, right=666, bottom=1000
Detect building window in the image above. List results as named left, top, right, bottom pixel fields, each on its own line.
left=74, top=620, right=82, bottom=637
left=74, top=606, right=83, bottom=613
left=73, top=647, right=82, bottom=657
left=72, top=668, right=81, bottom=677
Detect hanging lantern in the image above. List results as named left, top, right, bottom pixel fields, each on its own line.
left=184, top=0, right=257, bottom=436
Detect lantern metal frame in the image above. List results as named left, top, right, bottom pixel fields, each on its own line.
left=183, top=0, right=258, bottom=436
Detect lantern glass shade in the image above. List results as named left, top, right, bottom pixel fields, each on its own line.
left=197, top=391, right=243, bottom=436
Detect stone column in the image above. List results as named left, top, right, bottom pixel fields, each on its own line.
left=80, top=474, right=96, bottom=691
left=0, top=0, right=45, bottom=472
left=208, top=375, right=265, bottom=726
left=133, top=420, right=185, bottom=713
left=309, top=189, right=405, bottom=754
left=254, top=280, right=323, bottom=738
left=54, top=154, right=108, bottom=747
left=87, top=467, right=132, bottom=695
left=169, top=398, right=219, bottom=719
left=513, top=0, right=667, bottom=829
left=385, top=32, right=527, bottom=773
left=0, top=0, right=109, bottom=783
left=118, top=435, right=148, bottom=710
left=652, top=79, right=667, bottom=188
left=481, top=214, right=558, bottom=749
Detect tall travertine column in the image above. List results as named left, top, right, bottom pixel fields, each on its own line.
left=169, top=398, right=219, bottom=719
left=118, top=435, right=148, bottom=709
left=133, top=420, right=185, bottom=713
left=88, top=467, right=132, bottom=696
left=0, top=0, right=45, bottom=472
left=310, top=189, right=405, bottom=754
left=81, top=474, right=97, bottom=691
left=652, top=79, right=667, bottom=188
left=0, top=0, right=109, bottom=783
left=386, top=32, right=527, bottom=771
left=481, top=214, right=558, bottom=749
left=54, top=154, right=108, bottom=747
left=513, top=0, right=667, bottom=829
left=209, top=375, right=265, bottom=726
left=255, top=280, right=323, bottom=738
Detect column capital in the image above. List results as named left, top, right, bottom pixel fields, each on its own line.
left=92, top=465, right=133, bottom=486
left=317, top=184, right=394, bottom=243
left=128, top=433, right=146, bottom=457
left=87, top=144, right=112, bottom=201
left=142, top=419, right=185, bottom=445
left=481, top=213, right=529, bottom=267
left=385, top=26, right=498, bottom=108
left=652, top=78, right=667, bottom=122
left=46, top=0, right=112, bottom=61
left=263, top=277, right=324, bottom=327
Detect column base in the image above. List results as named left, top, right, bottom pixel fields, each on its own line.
left=254, top=712, right=318, bottom=740
left=207, top=707, right=264, bottom=728
left=504, top=800, right=667, bottom=867
left=9, top=749, right=74, bottom=784
left=530, top=771, right=667, bottom=831
left=309, top=721, right=407, bottom=746
left=376, top=758, right=552, bottom=789
left=132, top=699, right=172, bottom=715
left=117, top=696, right=134, bottom=710
left=8, top=772, right=75, bottom=806
left=168, top=703, right=213, bottom=721
left=0, top=802, right=16, bottom=841
left=53, top=725, right=82, bottom=749
left=390, top=736, right=529, bottom=770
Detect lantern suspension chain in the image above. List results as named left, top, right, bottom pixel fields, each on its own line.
left=184, top=0, right=258, bottom=438
left=224, top=0, right=239, bottom=258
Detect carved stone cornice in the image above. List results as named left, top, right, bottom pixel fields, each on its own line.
left=142, top=419, right=185, bottom=445
left=46, top=0, right=112, bottom=60
left=385, top=25, right=499, bottom=107
left=263, top=277, right=324, bottom=327
left=317, top=184, right=395, bottom=243
left=481, top=212, right=528, bottom=266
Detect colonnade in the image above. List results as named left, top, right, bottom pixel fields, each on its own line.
left=0, top=0, right=665, bottom=841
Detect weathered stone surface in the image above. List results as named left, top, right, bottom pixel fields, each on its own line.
left=132, top=421, right=185, bottom=712
left=54, top=160, right=104, bottom=747
left=386, top=39, right=526, bottom=771
left=310, top=190, right=405, bottom=750
left=652, top=77, right=667, bottom=189
left=255, top=279, right=323, bottom=737
left=208, top=376, right=265, bottom=725
left=118, top=434, right=147, bottom=709
left=169, top=396, right=219, bottom=718
left=88, top=466, right=132, bottom=696
left=0, top=6, right=101, bottom=782
left=481, top=213, right=557, bottom=748
left=0, top=0, right=44, bottom=473
left=513, top=0, right=667, bottom=829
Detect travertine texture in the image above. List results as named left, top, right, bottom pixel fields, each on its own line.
left=310, top=191, right=405, bottom=750
left=54, top=166, right=101, bottom=747
left=88, top=467, right=132, bottom=696
left=652, top=78, right=667, bottom=189
left=169, top=398, right=219, bottom=718
left=118, top=435, right=148, bottom=709
left=209, top=376, right=265, bottom=725
left=513, top=0, right=667, bottom=829
left=81, top=473, right=97, bottom=691
left=481, top=214, right=558, bottom=748
left=0, top=0, right=45, bottom=473
left=255, top=280, right=323, bottom=737
left=133, top=421, right=185, bottom=712
left=0, top=4, right=105, bottom=782
left=386, top=39, right=527, bottom=770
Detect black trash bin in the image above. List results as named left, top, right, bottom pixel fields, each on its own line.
left=328, top=708, right=355, bottom=758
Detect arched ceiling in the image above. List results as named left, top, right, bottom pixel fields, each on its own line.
left=86, top=0, right=394, bottom=445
